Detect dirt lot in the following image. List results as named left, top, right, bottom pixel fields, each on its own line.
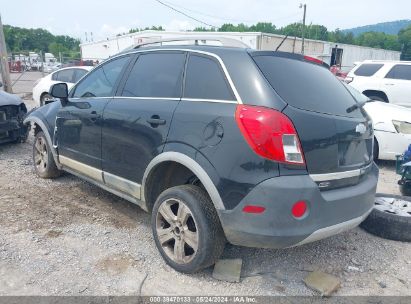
left=0, top=99, right=410, bottom=296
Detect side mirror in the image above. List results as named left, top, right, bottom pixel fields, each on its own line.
left=50, top=83, right=68, bottom=105
left=0, top=81, right=3, bottom=88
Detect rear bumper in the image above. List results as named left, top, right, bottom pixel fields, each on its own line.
left=218, top=163, right=378, bottom=248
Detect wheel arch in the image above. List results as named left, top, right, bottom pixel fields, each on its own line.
left=362, top=90, right=389, bottom=102
left=142, top=151, right=224, bottom=212
left=373, top=136, right=379, bottom=160
left=23, top=115, right=62, bottom=169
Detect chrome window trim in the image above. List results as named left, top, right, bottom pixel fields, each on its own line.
left=70, top=49, right=243, bottom=104
left=69, top=97, right=111, bottom=100
left=181, top=98, right=237, bottom=104
left=115, top=97, right=236, bottom=104
left=310, top=163, right=372, bottom=182
left=113, top=48, right=243, bottom=104
left=113, top=96, right=181, bottom=101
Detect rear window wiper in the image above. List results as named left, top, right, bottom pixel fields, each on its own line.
left=346, top=99, right=370, bottom=113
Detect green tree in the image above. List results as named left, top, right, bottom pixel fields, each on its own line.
left=306, top=24, right=328, bottom=41
left=249, top=22, right=277, bottom=34
left=3, top=25, right=80, bottom=54
left=218, top=23, right=249, bottom=32
left=279, top=23, right=303, bottom=37
left=399, top=25, right=411, bottom=60
left=193, top=26, right=214, bottom=32
left=48, top=42, right=68, bottom=57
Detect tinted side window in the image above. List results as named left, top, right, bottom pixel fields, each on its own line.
left=56, top=69, right=76, bottom=83
left=122, top=53, right=185, bottom=98
left=73, top=69, right=88, bottom=83
left=184, top=54, right=235, bottom=101
left=51, top=71, right=59, bottom=81
left=354, top=64, right=384, bottom=77
left=73, top=56, right=129, bottom=98
left=385, top=65, right=411, bottom=80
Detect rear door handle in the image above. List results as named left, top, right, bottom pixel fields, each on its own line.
left=147, top=115, right=166, bottom=126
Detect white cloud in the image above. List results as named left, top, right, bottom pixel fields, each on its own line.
left=99, top=24, right=129, bottom=39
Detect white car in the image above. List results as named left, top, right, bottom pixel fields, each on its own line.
left=346, top=60, right=411, bottom=108
left=43, top=63, right=62, bottom=73
left=33, top=66, right=93, bottom=107
left=346, top=84, right=411, bottom=160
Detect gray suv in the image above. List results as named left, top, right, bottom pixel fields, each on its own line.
left=24, top=38, right=378, bottom=273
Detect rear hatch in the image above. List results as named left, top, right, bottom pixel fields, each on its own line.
left=251, top=52, right=373, bottom=178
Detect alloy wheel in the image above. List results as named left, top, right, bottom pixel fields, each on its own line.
left=156, top=198, right=199, bottom=264
left=34, top=136, right=48, bottom=173
left=375, top=196, right=411, bottom=217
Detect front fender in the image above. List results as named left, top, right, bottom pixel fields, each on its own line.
left=24, top=108, right=61, bottom=169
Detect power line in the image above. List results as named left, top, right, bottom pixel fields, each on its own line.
left=160, top=0, right=259, bottom=23
left=159, top=0, right=300, bottom=25
left=154, top=0, right=217, bottom=28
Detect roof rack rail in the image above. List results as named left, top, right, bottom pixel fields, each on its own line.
left=131, top=36, right=249, bottom=49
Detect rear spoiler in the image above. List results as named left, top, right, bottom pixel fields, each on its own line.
left=249, top=51, right=330, bottom=69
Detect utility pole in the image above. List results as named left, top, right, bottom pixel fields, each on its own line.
left=0, top=14, right=12, bottom=93
left=300, top=3, right=307, bottom=55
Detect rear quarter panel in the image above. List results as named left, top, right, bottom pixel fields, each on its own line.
left=166, top=101, right=280, bottom=210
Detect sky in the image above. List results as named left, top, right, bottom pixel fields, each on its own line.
left=1, top=0, right=410, bottom=42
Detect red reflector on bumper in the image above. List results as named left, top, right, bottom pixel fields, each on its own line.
left=292, top=201, right=307, bottom=218
left=242, top=205, right=266, bottom=214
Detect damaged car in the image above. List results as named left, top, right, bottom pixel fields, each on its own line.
left=0, top=81, right=29, bottom=144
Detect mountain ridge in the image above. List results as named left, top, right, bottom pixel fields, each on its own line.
left=343, top=19, right=411, bottom=36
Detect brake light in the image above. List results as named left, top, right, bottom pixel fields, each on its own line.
left=235, top=105, right=305, bottom=165
left=304, top=55, right=324, bottom=65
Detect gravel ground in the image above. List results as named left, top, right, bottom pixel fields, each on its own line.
left=0, top=99, right=410, bottom=296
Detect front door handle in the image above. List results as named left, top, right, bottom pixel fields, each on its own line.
left=147, top=115, right=166, bottom=127
left=88, top=111, right=100, bottom=122
left=384, top=83, right=395, bottom=86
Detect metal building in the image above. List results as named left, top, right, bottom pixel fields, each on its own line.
left=80, top=30, right=401, bottom=70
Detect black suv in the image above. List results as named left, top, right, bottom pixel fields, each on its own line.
left=25, top=38, right=378, bottom=273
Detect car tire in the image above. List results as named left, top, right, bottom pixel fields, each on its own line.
left=33, top=131, right=62, bottom=179
left=151, top=184, right=225, bottom=273
left=360, top=193, right=411, bottom=242
left=399, top=184, right=411, bottom=197
left=40, top=93, right=53, bottom=106
left=368, top=95, right=388, bottom=103
left=373, top=138, right=379, bottom=160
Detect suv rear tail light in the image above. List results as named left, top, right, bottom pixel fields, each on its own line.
left=235, top=105, right=305, bottom=165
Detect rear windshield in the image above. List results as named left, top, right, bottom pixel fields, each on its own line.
left=253, top=55, right=361, bottom=117
left=354, top=64, right=383, bottom=77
